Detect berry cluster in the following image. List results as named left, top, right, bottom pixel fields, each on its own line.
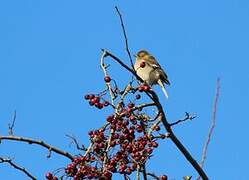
left=46, top=75, right=168, bottom=179
left=84, top=94, right=109, bottom=109
left=45, top=172, right=58, bottom=180
left=65, top=155, right=112, bottom=180
left=61, top=91, right=167, bottom=179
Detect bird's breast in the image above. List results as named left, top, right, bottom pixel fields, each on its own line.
left=134, top=61, right=155, bottom=85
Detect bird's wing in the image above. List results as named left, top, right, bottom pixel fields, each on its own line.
left=157, top=68, right=170, bottom=85
left=146, top=55, right=162, bottom=68
left=147, top=56, right=170, bottom=85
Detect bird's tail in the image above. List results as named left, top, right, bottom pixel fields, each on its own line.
left=158, top=79, right=169, bottom=99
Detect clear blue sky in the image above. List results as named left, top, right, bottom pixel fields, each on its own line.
left=0, top=1, right=248, bottom=179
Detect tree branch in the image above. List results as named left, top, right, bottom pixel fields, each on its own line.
left=8, top=110, right=16, bottom=136
left=197, top=78, right=220, bottom=179
left=170, top=112, right=196, bottom=127
left=0, top=136, right=74, bottom=161
left=115, top=6, right=134, bottom=70
left=146, top=172, right=160, bottom=180
left=141, top=164, right=147, bottom=180
left=0, top=157, right=37, bottom=180
left=66, top=134, right=87, bottom=151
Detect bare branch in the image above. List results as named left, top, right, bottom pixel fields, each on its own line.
left=8, top=110, right=16, bottom=136
left=0, top=157, right=37, bottom=180
left=66, top=134, right=87, bottom=151
left=136, top=164, right=141, bottom=180
left=100, top=50, right=116, bottom=105
left=146, top=173, right=160, bottom=180
left=115, top=6, right=134, bottom=70
left=132, top=102, right=156, bottom=111
left=170, top=112, right=196, bottom=127
left=141, top=164, right=147, bottom=180
left=0, top=136, right=74, bottom=161
left=197, top=78, right=220, bottom=180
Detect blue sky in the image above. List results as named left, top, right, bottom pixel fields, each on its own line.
left=0, top=0, right=248, bottom=179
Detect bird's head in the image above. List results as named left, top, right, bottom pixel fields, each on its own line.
left=136, top=50, right=150, bottom=59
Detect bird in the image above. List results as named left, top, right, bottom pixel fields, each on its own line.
left=134, top=50, right=170, bottom=98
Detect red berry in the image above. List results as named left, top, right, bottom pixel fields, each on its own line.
left=104, top=101, right=110, bottom=106
left=92, top=96, right=100, bottom=103
left=145, top=148, right=153, bottom=154
left=89, top=100, right=95, bottom=106
left=138, top=86, right=144, bottom=92
left=136, top=125, right=143, bottom=133
left=103, top=171, right=112, bottom=178
left=136, top=94, right=141, bottom=99
left=130, top=115, right=136, bottom=121
left=140, top=61, right=146, bottom=68
left=128, top=103, right=135, bottom=108
left=151, top=141, right=159, bottom=148
left=143, top=85, right=150, bottom=92
left=45, top=172, right=53, bottom=180
left=88, top=130, right=94, bottom=136
left=106, top=115, right=114, bottom=122
left=104, top=76, right=111, bottom=83
left=127, top=167, right=133, bottom=174
left=84, top=94, right=90, bottom=100
left=95, top=102, right=103, bottom=109
left=153, top=126, right=160, bottom=131
left=110, top=141, right=116, bottom=147
left=161, top=175, right=168, bottom=180
left=89, top=94, right=95, bottom=99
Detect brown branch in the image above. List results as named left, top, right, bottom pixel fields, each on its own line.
left=136, top=164, right=141, bottom=180
left=8, top=110, right=16, bottom=136
left=197, top=78, right=220, bottom=179
left=100, top=50, right=116, bottom=105
left=0, top=157, right=37, bottom=180
left=141, top=164, right=148, bottom=180
left=146, top=173, right=160, bottom=180
left=133, top=102, right=156, bottom=111
left=101, top=50, right=209, bottom=180
left=170, top=112, right=196, bottom=127
left=115, top=6, right=134, bottom=70
left=66, top=134, right=87, bottom=151
left=0, top=136, right=74, bottom=161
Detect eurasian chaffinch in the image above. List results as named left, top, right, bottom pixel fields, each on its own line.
left=134, top=50, right=170, bottom=98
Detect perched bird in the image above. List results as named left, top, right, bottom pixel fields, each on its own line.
left=134, top=50, right=170, bottom=98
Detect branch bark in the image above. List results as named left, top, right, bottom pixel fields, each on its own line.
left=0, top=157, right=37, bottom=180
left=197, top=78, right=220, bottom=180
left=115, top=6, right=134, bottom=70
left=0, top=136, right=74, bottom=161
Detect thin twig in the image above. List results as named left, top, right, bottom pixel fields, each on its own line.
left=115, top=6, right=134, bottom=70
left=84, top=143, right=93, bottom=156
left=66, top=134, right=87, bottom=151
left=141, top=164, right=147, bottom=180
left=170, top=112, right=196, bottom=127
left=0, top=136, right=74, bottom=161
left=0, top=157, right=37, bottom=180
left=8, top=110, right=16, bottom=136
left=197, top=78, right=220, bottom=180
left=136, top=164, right=141, bottom=180
left=100, top=50, right=116, bottom=105
left=132, top=102, right=156, bottom=111
left=146, top=173, right=160, bottom=180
